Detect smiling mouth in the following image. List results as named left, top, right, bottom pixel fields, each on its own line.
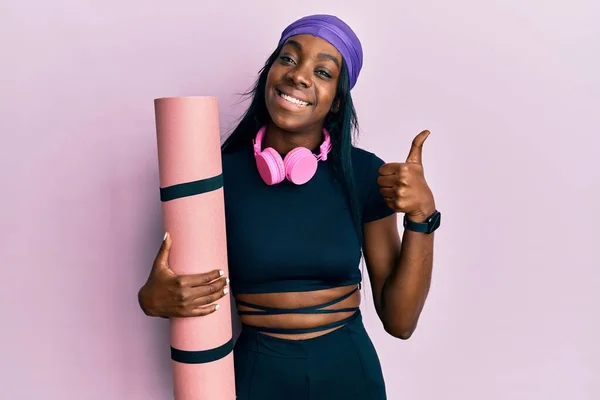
left=276, top=89, right=311, bottom=107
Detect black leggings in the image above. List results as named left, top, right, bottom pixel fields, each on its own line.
left=233, top=310, right=387, bottom=399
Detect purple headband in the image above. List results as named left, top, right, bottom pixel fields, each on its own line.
left=278, top=14, right=363, bottom=90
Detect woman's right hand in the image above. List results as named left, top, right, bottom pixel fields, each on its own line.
left=138, top=232, right=229, bottom=318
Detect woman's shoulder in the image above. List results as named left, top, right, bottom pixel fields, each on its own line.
left=221, top=143, right=254, bottom=167
left=351, top=145, right=383, bottom=162
left=350, top=145, right=386, bottom=177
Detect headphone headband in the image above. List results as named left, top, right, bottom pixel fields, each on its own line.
left=253, top=126, right=332, bottom=161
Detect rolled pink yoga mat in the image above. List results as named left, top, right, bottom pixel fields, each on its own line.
left=154, top=96, right=235, bottom=399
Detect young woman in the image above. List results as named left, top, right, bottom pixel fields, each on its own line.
left=138, top=14, right=440, bottom=399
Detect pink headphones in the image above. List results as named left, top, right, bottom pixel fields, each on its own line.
left=253, top=126, right=332, bottom=186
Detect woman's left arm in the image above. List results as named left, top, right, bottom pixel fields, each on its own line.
left=363, top=130, right=438, bottom=340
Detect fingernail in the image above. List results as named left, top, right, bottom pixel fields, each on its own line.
left=163, top=232, right=167, bottom=241
left=215, top=304, right=220, bottom=310
left=219, top=270, right=224, bottom=276
left=223, top=287, right=229, bottom=295
left=226, top=278, right=230, bottom=285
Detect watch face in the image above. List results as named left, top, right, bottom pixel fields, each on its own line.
left=428, top=211, right=441, bottom=232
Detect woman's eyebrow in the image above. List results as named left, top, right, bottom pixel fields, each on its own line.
left=284, top=39, right=340, bottom=68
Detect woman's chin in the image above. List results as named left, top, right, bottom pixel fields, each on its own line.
left=268, top=116, right=304, bottom=133
left=266, top=107, right=309, bottom=132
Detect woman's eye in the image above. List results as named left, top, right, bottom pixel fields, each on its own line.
left=317, top=70, right=332, bottom=78
left=280, top=56, right=295, bottom=64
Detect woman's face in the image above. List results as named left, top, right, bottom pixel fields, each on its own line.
left=264, top=34, right=342, bottom=133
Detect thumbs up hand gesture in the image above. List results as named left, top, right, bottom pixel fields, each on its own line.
left=377, top=130, right=436, bottom=222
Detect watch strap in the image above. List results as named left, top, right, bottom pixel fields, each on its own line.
left=403, top=210, right=441, bottom=234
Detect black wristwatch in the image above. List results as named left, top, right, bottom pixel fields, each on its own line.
left=403, top=210, right=441, bottom=234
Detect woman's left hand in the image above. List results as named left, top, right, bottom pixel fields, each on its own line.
left=377, top=130, right=436, bottom=222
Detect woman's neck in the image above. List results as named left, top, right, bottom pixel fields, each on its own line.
left=262, top=121, right=323, bottom=155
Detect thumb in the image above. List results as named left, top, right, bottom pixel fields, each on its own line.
left=154, top=231, right=173, bottom=270
left=406, top=130, right=430, bottom=164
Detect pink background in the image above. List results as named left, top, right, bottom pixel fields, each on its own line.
left=2, top=1, right=599, bottom=399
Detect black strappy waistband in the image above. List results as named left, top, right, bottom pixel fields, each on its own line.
left=236, top=284, right=361, bottom=334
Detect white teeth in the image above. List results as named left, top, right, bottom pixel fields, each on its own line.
left=279, top=92, right=309, bottom=107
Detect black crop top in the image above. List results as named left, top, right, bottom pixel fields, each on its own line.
left=222, top=143, right=395, bottom=295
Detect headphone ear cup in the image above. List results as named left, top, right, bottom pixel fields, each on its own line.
left=255, top=147, right=285, bottom=185
left=284, top=148, right=318, bottom=185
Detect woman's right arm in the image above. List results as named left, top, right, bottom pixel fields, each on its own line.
left=138, top=232, right=229, bottom=318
